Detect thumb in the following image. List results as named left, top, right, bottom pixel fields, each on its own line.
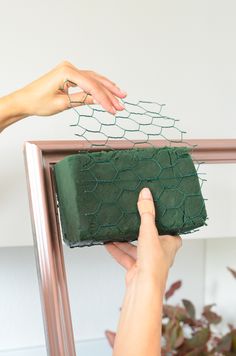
left=137, top=187, right=158, bottom=236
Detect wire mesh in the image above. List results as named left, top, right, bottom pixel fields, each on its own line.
left=53, top=87, right=207, bottom=247
left=69, top=96, right=186, bottom=148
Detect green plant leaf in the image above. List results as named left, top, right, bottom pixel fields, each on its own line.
left=215, top=332, right=232, bottom=352
left=185, top=328, right=210, bottom=349
left=231, top=330, right=236, bottom=351
left=170, top=324, right=184, bottom=350
left=203, top=304, right=215, bottom=311
left=202, top=305, right=222, bottom=325
left=184, top=348, right=208, bottom=356
left=182, top=299, right=196, bottom=320
left=172, top=323, right=184, bottom=349
left=163, top=304, right=188, bottom=321
left=165, top=280, right=182, bottom=301
left=163, top=320, right=184, bottom=351
left=164, top=319, right=176, bottom=351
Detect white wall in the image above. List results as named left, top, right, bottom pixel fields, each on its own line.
left=186, top=164, right=236, bottom=239
left=0, top=0, right=236, bottom=354
left=1, top=239, right=236, bottom=355
left=0, top=240, right=206, bottom=354
left=205, top=238, right=236, bottom=328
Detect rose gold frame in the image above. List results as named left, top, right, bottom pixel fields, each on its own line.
left=24, top=139, right=236, bottom=356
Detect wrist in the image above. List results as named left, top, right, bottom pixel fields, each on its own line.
left=137, top=268, right=168, bottom=296
left=11, top=89, right=29, bottom=118
left=0, top=90, right=28, bottom=131
left=124, top=270, right=168, bottom=305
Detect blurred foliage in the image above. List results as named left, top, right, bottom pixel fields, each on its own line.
left=161, top=268, right=236, bottom=355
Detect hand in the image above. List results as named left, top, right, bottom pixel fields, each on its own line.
left=105, top=187, right=182, bottom=350
left=0, top=61, right=127, bottom=131
left=17, top=61, right=127, bottom=116
left=106, top=187, right=182, bottom=287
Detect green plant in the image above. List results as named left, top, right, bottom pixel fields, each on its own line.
left=161, top=268, right=236, bottom=355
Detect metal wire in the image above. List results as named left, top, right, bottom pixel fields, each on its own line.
left=54, top=86, right=207, bottom=247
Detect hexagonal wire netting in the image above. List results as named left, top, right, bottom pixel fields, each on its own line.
left=70, top=95, right=185, bottom=147
left=53, top=87, right=207, bottom=247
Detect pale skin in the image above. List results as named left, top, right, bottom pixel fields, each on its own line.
left=0, top=61, right=127, bottom=132
left=106, top=187, right=182, bottom=356
left=0, top=61, right=182, bottom=356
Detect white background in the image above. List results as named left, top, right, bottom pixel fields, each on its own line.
left=0, top=0, right=236, bottom=354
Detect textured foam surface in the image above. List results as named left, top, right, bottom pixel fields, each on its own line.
left=54, top=147, right=207, bottom=247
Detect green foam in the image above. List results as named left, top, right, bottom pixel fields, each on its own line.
left=54, top=147, right=207, bottom=247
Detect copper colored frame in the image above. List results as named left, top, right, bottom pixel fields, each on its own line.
left=24, top=139, right=236, bottom=356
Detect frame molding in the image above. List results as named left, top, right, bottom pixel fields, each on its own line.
left=24, top=138, right=236, bottom=356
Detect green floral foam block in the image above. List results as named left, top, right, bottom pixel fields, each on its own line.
left=54, top=147, right=207, bottom=247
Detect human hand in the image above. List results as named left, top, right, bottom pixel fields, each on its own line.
left=17, top=61, right=127, bottom=116
left=0, top=61, right=127, bottom=132
left=106, top=187, right=182, bottom=287
left=105, top=187, right=182, bottom=349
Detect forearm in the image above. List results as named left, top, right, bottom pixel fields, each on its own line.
left=113, top=273, right=166, bottom=356
left=0, top=90, right=28, bottom=132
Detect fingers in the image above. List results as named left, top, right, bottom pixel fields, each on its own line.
left=160, top=235, right=182, bottom=250
left=137, top=187, right=158, bottom=237
left=89, top=84, right=117, bottom=115
left=102, top=86, right=125, bottom=111
left=174, top=235, right=182, bottom=250
left=68, top=92, right=95, bottom=107
left=105, top=243, right=135, bottom=270
left=61, top=79, right=77, bottom=93
left=113, top=242, right=137, bottom=259
left=159, top=235, right=182, bottom=268
left=159, top=235, right=182, bottom=255
left=105, top=330, right=116, bottom=348
left=64, top=65, right=126, bottom=115
left=92, top=72, right=127, bottom=98
left=21, top=61, right=127, bottom=117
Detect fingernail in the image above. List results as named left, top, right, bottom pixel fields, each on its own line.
left=118, top=102, right=125, bottom=109
left=117, top=87, right=127, bottom=96
left=140, top=187, right=152, bottom=200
